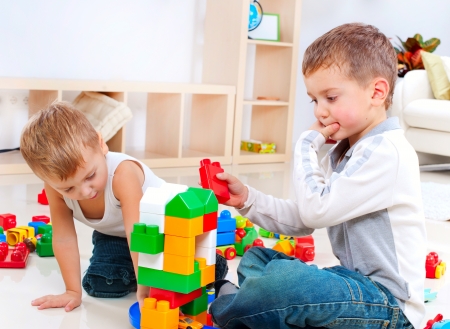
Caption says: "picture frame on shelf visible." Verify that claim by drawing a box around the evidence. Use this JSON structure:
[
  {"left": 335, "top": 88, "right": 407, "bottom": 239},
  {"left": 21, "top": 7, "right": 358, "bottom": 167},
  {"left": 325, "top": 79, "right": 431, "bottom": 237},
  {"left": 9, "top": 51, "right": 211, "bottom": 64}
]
[{"left": 248, "top": 13, "right": 280, "bottom": 42}]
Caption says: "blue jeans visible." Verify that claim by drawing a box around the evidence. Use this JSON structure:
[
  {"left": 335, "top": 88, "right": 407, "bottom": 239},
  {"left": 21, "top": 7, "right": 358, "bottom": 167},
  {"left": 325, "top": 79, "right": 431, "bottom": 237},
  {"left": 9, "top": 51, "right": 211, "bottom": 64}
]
[
  {"left": 82, "top": 230, "right": 137, "bottom": 298},
  {"left": 210, "top": 247, "right": 413, "bottom": 329}
]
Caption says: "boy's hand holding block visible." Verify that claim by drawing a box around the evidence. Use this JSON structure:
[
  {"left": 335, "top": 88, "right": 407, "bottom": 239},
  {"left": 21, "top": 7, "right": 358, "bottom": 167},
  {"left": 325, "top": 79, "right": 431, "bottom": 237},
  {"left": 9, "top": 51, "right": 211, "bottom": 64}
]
[{"left": 199, "top": 159, "right": 230, "bottom": 204}]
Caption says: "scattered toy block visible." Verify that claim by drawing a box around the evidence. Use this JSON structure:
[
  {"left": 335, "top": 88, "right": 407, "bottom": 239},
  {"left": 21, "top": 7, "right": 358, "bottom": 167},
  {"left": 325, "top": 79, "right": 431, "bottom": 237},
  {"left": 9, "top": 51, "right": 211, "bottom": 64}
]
[
  {"left": 199, "top": 159, "right": 230, "bottom": 204},
  {"left": 36, "top": 233, "right": 54, "bottom": 257},
  {"left": 141, "top": 298, "right": 179, "bottom": 329},
  {"left": 164, "top": 235, "right": 195, "bottom": 257},
  {"left": 426, "top": 252, "right": 446, "bottom": 279},
  {"left": 0, "top": 234, "right": 5, "bottom": 243},
  {"left": 6, "top": 227, "right": 28, "bottom": 246},
  {"left": 0, "top": 242, "right": 30, "bottom": 268},
  {"left": 37, "top": 189, "right": 49, "bottom": 205},
  {"left": 149, "top": 287, "right": 202, "bottom": 309},
  {"left": 0, "top": 214, "right": 16, "bottom": 231},
  {"left": 273, "top": 239, "right": 295, "bottom": 256},
  {"left": 164, "top": 216, "right": 203, "bottom": 238},
  {"left": 165, "top": 191, "right": 204, "bottom": 219},
  {"left": 130, "top": 224, "right": 164, "bottom": 255},
  {"left": 32, "top": 215, "right": 50, "bottom": 224},
  {"left": 37, "top": 224, "right": 52, "bottom": 235},
  {"left": 28, "top": 221, "right": 47, "bottom": 236},
  {"left": 424, "top": 288, "right": 438, "bottom": 303}
]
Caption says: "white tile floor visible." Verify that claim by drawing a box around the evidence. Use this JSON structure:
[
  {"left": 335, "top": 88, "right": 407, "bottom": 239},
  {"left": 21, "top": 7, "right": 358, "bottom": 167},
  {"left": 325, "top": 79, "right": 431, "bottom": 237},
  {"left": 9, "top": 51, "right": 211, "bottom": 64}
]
[{"left": 0, "top": 163, "right": 449, "bottom": 329}]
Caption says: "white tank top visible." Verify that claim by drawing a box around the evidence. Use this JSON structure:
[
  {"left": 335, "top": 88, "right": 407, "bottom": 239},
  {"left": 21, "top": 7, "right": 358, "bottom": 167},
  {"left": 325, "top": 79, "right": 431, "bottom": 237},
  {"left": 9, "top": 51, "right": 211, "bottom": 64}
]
[{"left": 64, "top": 152, "right": 165, "bottom": 237}]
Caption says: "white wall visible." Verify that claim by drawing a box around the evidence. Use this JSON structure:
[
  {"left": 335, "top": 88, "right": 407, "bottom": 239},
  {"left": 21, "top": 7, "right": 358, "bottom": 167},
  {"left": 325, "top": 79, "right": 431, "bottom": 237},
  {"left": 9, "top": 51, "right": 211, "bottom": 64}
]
[{"left": 1, "top": 0, "right": 450, "bottom": 150}]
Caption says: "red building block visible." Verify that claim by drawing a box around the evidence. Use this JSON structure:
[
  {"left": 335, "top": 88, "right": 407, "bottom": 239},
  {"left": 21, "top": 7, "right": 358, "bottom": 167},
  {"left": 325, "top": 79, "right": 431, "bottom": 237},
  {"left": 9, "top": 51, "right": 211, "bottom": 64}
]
[
  {"left": 38, "top": 189, "right": 49, "bottom": 205},
  {"left": 199, "top": 159, "right": 230, "bottom": 204},
  {"left": 424, "top": 314, "right": 443, "bottom": 329},
  {"left": 203, "top": 211, "right": 218, "bottom": 232},
  {"left": 0, "top": 214, "right": 17, "bottom": 231},
  {"left": 150, "top": 287, "right": 203, "bottom": 309},
  {"left": 426, "top": 252, "right": 446, "bottom": 279},
  {"left": 294, "top": 235, "right": 315, "bottom": 262},
  {"left": 32, "top": 215, "right": 51, "bottom": 224},
  {"left": 0, "top": 242, "right": 30, "bottom": 268}
]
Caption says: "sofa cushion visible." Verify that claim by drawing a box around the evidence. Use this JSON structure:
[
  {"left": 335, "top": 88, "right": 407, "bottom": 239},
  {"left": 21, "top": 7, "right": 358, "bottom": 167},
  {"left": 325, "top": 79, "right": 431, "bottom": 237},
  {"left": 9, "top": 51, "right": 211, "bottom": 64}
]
[
  {"left": 422, "top": 52, "right": 450, "bottom": 100},
  {"left": 404, "top": 99, "right": 450, "bottom": 133}
]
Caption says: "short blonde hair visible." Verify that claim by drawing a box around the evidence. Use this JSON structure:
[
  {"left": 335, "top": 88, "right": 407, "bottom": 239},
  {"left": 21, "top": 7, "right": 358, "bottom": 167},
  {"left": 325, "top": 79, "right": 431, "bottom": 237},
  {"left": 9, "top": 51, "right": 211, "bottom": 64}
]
[
  {"left": 302, "top": 23, "right": 397, "bottom": 109},
  {"left": 20, "top": 101, "right": 99, "bottom": 181}
]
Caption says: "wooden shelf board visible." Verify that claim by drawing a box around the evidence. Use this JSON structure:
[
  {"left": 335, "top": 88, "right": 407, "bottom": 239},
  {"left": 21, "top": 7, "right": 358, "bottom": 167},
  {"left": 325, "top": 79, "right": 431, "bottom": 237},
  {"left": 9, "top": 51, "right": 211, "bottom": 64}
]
[
  {"left": 247, "top": 39, "right": 293, "bottom": 47},
  {"left": 243, "top": 99, "right": 289, "bottom": 106},
  {"left": 234, "top": 151, "right": 288, "bottom": 164}
]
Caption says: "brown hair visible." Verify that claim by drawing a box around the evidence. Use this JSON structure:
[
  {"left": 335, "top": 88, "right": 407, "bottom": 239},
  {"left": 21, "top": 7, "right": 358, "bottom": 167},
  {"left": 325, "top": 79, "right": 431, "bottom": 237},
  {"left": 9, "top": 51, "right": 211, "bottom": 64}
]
[
  {"left": 20, "top": 101, "right": 99, "bottom": 181},
  {"left": 302, "top": 23, "right": 397, "bottom": 109}
]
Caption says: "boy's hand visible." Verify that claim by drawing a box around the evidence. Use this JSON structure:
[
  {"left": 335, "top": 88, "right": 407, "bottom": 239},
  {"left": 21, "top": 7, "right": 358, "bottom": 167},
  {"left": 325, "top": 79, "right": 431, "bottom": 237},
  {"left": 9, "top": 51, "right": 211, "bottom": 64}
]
[
  {"left": 137, "top": 285, "right": 150, "bottom": 310},
  {"left": 309, "top": 121, "right": 340, "bottom": 140},
  {"left": 215, "top": 172, "right": 248, "bottom": 209},
  {"left": 31, "top": 290, "right": 81, "bottom": 312}
]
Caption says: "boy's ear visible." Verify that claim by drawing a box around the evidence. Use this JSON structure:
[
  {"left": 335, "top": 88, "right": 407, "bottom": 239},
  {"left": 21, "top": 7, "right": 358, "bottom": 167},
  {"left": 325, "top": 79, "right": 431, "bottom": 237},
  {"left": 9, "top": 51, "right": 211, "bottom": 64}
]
[
  {"left": 97, "top": 132, "right": 109, "bottom": 155},
  {"left": 371, "top": 78, "right": 389, "bottom": 107}
]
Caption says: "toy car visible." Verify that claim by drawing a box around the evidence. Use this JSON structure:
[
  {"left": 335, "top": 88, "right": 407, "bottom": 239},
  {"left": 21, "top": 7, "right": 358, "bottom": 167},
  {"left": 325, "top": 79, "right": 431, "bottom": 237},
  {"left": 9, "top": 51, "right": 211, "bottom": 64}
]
[
  {"left": 178, "top": 315, "right": 204, "bottom": 329},
  {"left": 426, "top": 252, "right": 446, "bottom": 279}
]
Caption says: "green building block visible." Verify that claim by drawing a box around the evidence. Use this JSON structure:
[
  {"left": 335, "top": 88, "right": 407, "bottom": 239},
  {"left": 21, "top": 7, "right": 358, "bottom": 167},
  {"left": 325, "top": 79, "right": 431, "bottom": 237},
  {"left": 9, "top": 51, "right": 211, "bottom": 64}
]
[
  {"left": 165, "top": 191, "right": 204, "bottom": 219},
  {"left": 130, "top": 223, "right": 164, "bottom": 254},
  {"left": 235, "top": 226, "right": 258, "bottom": 256},
  {"left": 187, "top": 187, "right": 218, "bottom": 214},
  {"left": 36, "top": 233, "right": 54, "bottom": 257},
  {"left": 180, "top": 287, "right": 208, "bottom": 315},
  {"left": 258, "top": 227, "right": 274, "bottom": 238},
  {"left": 0, "top": 226, "right": 3, "bottom": 234},
  {"left": 138, "top": 261, "right": 201, "bottom": 294},
  {"left": 38, "top": 224, "right": 52, "bottom": 235}
]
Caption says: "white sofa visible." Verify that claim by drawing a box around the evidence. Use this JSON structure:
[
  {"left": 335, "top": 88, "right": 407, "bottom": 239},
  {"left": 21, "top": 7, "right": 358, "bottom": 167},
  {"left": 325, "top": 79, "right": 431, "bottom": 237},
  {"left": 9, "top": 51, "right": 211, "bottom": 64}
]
[{"left": 391, "top": 70, "right": 450, "bottom": 157}]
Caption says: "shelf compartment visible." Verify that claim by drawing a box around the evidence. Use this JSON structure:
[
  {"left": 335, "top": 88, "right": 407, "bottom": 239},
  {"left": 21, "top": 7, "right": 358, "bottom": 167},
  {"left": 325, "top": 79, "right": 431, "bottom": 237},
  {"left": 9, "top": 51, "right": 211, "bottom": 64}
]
[
  {"left": 247, "top": 40, "right": 293, "bottom": 48},
  {"left": 243, "top": 100, "right": 289, "bottom": 106},
  {"left": 258, "top": 0, "right": 299, "bottom": 44},
  {"left": 28, "top": 90, "right": 61, "bottom": 117}
]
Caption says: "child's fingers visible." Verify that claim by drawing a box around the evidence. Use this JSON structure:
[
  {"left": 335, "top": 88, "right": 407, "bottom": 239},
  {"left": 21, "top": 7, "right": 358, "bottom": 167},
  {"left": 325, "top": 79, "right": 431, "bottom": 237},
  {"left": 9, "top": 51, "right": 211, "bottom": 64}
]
[
  {"left": 64, "top": 299, "right": 79, "bottom": 312},
  {"left": 31, "top": 295, "right": 53, "bottom": 306},
  {"left": 321, "top": 123, "right": 340, "bottom": 139}
]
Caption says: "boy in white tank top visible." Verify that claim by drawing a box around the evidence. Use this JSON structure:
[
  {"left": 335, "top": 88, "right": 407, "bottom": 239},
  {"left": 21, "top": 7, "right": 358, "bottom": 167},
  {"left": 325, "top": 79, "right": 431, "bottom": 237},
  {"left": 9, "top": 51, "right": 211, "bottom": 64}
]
[{"left": 20, "top": 102, "right": 228, "bottom": 312}]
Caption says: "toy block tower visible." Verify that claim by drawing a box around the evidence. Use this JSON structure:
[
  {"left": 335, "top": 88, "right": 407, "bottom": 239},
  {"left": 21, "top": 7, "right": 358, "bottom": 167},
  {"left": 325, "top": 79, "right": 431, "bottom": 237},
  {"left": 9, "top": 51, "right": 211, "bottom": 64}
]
[{"left": 132, "top": 182, "right": 219, "bottom": 328}]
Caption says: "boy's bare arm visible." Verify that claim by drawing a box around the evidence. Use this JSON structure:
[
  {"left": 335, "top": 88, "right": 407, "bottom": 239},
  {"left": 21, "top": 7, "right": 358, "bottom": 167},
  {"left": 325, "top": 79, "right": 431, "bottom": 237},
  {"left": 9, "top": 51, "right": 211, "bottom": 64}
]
[{"left": 31, "top": 183, "right": 82, "bottom": 312}]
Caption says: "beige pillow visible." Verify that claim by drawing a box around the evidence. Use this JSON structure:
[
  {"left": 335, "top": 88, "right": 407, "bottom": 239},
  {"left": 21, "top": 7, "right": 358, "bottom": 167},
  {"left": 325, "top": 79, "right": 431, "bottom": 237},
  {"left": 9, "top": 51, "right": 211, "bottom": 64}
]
[
  {"left": 72, "top": 92, "right": 133, "bottom": 142},
  {"left": 421, "top": 51, "right": 450, "bottom": 100}
]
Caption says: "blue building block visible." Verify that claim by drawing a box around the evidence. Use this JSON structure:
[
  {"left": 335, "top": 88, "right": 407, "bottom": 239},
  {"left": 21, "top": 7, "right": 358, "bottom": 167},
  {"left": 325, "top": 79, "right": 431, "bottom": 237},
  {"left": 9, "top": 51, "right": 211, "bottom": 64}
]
[
  {"left": 217, "top": 210, "right": 236, "bottom": 233},
  {"left": 217, "top": 231, "right": 235, "bottom": 246},
  {"left": 0, "top": 234, "right": 5, "bottom": 243},
  {"left": 28, "top": 222, "right": 47, "bottom": 236}
]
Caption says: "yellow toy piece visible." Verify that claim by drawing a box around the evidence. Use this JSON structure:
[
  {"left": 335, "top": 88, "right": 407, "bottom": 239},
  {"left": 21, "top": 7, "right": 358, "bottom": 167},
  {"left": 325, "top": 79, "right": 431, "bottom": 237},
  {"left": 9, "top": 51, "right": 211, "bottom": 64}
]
[
  {"left": 195, "top": 257, "right": 215, "bottom": 286},
  {"left": 279, "top": 235, "right": 293, "bottom": 240},
  {"left": 164, "top": 235, "right": 195, "bottom": 257},
  {"left": 17, "top": 226, "right": 35, "bottom": 237},
  {"left": 272, "top": 240, "right": 295, "bottom": 256},
  {"left": 165, "top": 216, "right": 203, "bottom": 238},
  {"left": 6, "top": 227, "right": 28, "bottom": 246},
  {"left": 141, "top": 298, "right": 179, "bottom": 329},
  {"left": 163, "top": 253, "right": 195, "bottom": 275},
  {"left": 436, "top": 262, "right": 446, "bottom": 279}
]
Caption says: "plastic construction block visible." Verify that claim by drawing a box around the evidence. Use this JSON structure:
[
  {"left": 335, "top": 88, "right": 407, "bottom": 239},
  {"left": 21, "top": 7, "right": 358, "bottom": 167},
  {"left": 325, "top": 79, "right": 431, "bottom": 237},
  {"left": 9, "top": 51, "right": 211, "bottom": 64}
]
[
  {"left": 196, "top": 257, "right": 215, "bottom": 287},
  {"left": 426, "top": 252, "right": 446, "bottom": 279},
  {"left": 160, "top": 182, "right": 189, "bottom": 199},
  {"left": 140, "top": 187, "right": 174, "bottom": 215},
  {"left": 196, "top": 229, "right": 217, "bottom": 249},
  {"left": 207, "top": 289, "right": 215, "bottom": 304},
  {"left": 138, "top": 252, "right": 164, "bottom": 270},
  {"left": 6, "top": 227, "right": 28, "bottom": 246},
  {"left": 203, "top": 211, "right": 218, "bottom": 233},
  {"left": 217, "top": 210, "right": 236, "bottom": 233},
  {"left": 164, "top": 235, "right": 195, "bottom": 257},
  {"left": 424, "top": 314, "right": 444, "bottom": 329},
  {"left": 0, "top": 226, "right": 3, "bottom": 234},
  {"left": 295, "top": 242, "right": 315, "bottom": 262},
  {"left": 38, "top": 188, "right": 49, "bottom": 205},
  {"left": 195, "top": 246, "right": 216, "bottom": 266},
  {"left": 36, "top": 233, "right": 54, "bottom": 257},
  {"left": 273, "top": 239, "right": 295, "bottom": 256},
  {"left": 32, "top": 215, "right": 50, "bottom": 224},
  {"left": 187, "top": 187, "right": 219, "bottom": 214},
  {"left": 140, "top": 212, "right": 165, "bottom": 234},
  {"left": 0, "top": 213, "right": 16, "bottom": 231},
  {"left": 0, "top": 242, "right": 30, "bottom": 268},
  {"left": 199, "top": 159, "right": 230, "bottom": 204},
  {"left": 184, "top": 310, "right": 208, "bottom": 325},
  {"left": 165, "top": 191, "right": 204, "bottom": 219},
  {"left": 0, "top": 234, "right": 5, "bottom": 243},
  {"left": 150, "top": 287, "right": 202, "bottom": 309},
  {"left": 38, "top": 224, "right": 52, "bottom": 235},
  {"left": 128, "top": 302, "right": 140, "bottom": 329},
  {"left": 424, "top": 288, "right": 438, "bottom": 303},
  {"left": 217, "top": 231, "right": 235, "bottom": 247},
  {"left": 163, "top": 253, "right": 195, "bottom": 275},
  {"left": 138, "top": 262, "right": 201, "bottom": 294},
  {"left": 164, "top": 216, "right": 203, "bottom": 238},
  {"left": 130, "top": 224, "right": 164, "bottom": 255},
  {"left": 141, "top": 298, "right": 179, "bottom": 329},
  {"left": 180, "top": 288, "right": 208, "bottom": 315}
]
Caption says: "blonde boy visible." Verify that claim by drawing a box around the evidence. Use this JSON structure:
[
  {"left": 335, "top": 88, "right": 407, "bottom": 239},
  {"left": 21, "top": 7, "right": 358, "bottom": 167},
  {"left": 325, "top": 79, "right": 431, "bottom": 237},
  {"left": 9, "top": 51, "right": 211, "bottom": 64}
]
[
  {"left": 209, "top": 23, "right": 426, "bottom": 329},
  {"left": 20, "top": 102, "right": 165, "bottom": 311}
]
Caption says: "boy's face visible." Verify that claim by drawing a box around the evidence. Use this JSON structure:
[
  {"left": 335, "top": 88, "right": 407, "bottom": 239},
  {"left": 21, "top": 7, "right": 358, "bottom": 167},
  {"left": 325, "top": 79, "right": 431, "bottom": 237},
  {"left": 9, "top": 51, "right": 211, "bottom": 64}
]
[
  {"left": 46, "top": 142, "right": 108, "bottom": 201},
  {"left": 304, "top": 66, "right": 387, "bottom": 146}
]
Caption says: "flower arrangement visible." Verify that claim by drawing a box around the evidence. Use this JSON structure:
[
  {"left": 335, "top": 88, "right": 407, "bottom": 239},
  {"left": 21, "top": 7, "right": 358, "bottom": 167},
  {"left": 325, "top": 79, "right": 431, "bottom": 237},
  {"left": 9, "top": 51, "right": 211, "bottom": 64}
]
[{"left": 393, "top": 34, "right": 441, "bottom": 77}]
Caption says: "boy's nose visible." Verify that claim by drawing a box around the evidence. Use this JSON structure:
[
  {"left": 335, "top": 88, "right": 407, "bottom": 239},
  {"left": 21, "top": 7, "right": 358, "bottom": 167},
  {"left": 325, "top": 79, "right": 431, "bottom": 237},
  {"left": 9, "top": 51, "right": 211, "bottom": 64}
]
[{"left": 315, "top": 103, "right": 329, "bottom": 119}]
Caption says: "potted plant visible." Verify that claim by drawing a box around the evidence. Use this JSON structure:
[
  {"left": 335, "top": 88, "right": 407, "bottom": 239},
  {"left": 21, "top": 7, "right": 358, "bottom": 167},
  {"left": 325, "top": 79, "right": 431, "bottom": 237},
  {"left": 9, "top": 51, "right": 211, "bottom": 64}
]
[{"left": 393, "top": 34, "right": 441, "bottom": 77}]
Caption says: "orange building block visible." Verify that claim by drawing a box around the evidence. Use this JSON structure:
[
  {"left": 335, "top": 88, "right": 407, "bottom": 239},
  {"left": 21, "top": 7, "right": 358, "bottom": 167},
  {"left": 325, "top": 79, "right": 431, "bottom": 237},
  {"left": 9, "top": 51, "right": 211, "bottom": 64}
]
[
  {"left": 163, "top": 253, "right": 195, "bottom": 275},
  {"left": 165, "top": 216, "right": 203, "bottom": 238},
  {"left": 272, "top": 240, "right": 295, "bottom": 256},
  {"left": 141, "top": 298, "right": 179, "bottom": 329},
  {"left": 164, "top": 235, "right": 195, "bottom": 256},
  {"left": 196, "top": 257, "right": 215, "bottom": 286},
  {"left": 186, "top": 310, "right": 208, "bottom": 325}
]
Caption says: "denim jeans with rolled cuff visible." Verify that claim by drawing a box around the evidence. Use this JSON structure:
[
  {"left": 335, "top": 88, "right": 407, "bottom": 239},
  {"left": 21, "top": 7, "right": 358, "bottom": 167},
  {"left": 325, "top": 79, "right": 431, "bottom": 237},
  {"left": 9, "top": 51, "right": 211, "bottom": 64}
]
[
  {"left": 82, "top": 230, "right": 137, "bottom": 298},
  {"left": 209, "top": 247, "right": 414, "bottom": 329}
]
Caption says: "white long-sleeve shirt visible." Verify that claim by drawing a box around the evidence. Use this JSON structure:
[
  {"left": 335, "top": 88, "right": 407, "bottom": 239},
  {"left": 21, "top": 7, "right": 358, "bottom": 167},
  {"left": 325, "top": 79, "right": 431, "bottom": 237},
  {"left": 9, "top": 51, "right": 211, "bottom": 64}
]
[{"left": 238, "top": 117, "right": 426, "bottom": 328}]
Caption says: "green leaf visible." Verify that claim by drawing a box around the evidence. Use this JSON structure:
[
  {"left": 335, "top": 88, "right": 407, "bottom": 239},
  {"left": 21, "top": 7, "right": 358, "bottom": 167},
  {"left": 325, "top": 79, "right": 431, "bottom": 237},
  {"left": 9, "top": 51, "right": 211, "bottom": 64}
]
[
  {"left": 422, "top": 38, "right": 441, "bottom": 53},
  {"left": 413, "top": 34, "right": 424, "bottom": 46}
]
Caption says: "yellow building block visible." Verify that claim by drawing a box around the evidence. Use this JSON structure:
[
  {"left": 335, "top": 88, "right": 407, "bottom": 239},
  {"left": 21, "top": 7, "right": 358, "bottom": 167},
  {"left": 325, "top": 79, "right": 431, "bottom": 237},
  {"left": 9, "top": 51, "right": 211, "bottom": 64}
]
[
  {"left": 186, "top": 310, "right": 207, "bottom": 325},
  {"left": 164, "top": 216, "right": 203, "bottom": 238},
  {"left": 272, "top": 240, "right": 294, "bottom": 256},
  {"left": 164, "top": 235, "right": 195, "bottom": 257},
  {"left": 195, "top": 257, "right": 215, "bottom": 286},
  {"left": 141, "top": 298, "right": 179, "bottom": 329},
  {"left": 163, "top": 253, "right": 195, "bottom": 275},
  {"left": 6, "top": 227, "right": 28, "bottom": 246},
  {"left": 17, "top": 226, "right": 35, "bottom": 238}
]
